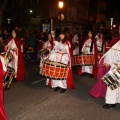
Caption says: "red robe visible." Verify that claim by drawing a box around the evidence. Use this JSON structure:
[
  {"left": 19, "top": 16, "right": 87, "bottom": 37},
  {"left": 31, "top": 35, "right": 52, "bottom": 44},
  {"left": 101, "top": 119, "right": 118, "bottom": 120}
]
[
  {"left": 0, "top": 60, "right": 7, "bottom": 120},
  {"left": 4, "top": 38, "right": 25, "bottom": 81},
  {"left": 65, "top": 40, "right": 75, "bottom": 89},
  {"left": 78, "top": 37, "right": 98, "bottom": 78}
]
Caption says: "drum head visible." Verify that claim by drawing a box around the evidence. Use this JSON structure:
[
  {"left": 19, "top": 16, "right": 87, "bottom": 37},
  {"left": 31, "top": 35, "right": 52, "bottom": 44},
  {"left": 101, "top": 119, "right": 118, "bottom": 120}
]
[{"left": 44, "top": 61, "right": 68, "bottom": 67}]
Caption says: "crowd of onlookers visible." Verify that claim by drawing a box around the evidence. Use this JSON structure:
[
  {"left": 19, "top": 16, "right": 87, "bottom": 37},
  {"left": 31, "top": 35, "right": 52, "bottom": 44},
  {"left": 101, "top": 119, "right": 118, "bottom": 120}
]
[{"left": 0, "top": 26, "right": 119, "bottom": 62}]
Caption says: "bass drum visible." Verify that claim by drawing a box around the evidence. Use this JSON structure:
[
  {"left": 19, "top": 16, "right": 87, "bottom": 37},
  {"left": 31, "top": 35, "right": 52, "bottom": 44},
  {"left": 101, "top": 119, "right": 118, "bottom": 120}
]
[{"left": 40, "top": 61, "right": 69, "bottom": 80}]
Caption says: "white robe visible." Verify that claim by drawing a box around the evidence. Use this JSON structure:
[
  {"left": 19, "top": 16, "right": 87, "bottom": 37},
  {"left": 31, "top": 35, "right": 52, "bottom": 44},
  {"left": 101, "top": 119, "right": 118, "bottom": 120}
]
[
  {"left": 73, "top": 34, "right": 79, "bottom": 55},
  {"left": 81, "top": 39, "right": 94, "bottom": 74},
  {"left": 5, "top": 39, "right": 18, "bottom": 77},
  {"left": 96, "top": 39, "right": 104, "bottom": 52},
  {"left": 103, "top": 40, "right": 120, "bottom": 104},
  {"left": 39, "top": 40, "right": 52, "bottom": 68},
  {"left": 46, "top": 41, "right": 70, "bottom": 89}
]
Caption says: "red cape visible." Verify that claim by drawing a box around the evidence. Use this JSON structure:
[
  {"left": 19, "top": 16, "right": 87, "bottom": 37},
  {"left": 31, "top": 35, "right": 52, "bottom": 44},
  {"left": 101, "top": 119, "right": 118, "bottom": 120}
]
[
  {"left": 89, "top": 36, "right": 120, "bottom": 98},
  {"left": 0, "top": 60, "right": 7, "bottom": 120},
  {"left": 78, "top": 37, "right": 98, "bottom": 78},
  {"left": 5, "top": 38, "right": 25, "bottom": 81},
  {"left": 65, "top": 40, "right": 76, "bottom": 89}
]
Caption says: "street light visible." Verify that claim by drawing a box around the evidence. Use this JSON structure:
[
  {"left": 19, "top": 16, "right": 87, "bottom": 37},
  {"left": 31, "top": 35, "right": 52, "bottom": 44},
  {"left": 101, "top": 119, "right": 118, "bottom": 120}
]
[
  {"left": 58, "top": 1, "right": 64, "bottom": 9},
  {"left": 58, "top": 1, "right": 64, "bottom": 33},
  {"left": 30, "top": 10, "right": 33, "bottom": 13}
]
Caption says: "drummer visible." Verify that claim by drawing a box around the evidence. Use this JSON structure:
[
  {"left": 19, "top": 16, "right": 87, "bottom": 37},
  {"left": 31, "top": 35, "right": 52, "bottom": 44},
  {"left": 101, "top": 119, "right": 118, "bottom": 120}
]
[
  {"left": 46, "top": 32, "right": 75, "bottom": 93},
  {"left": 102, "top": 39, "right": 120, "bottom": 109},
  {"left": 78, "top": 31, "right": 98, "bottom": 78},
  {"left": 96, "top": 33, "right": 107, "bottom": 60},
  {"left": 39, "top": 33, "right": 53, "bottom": 68},
  {"left": 0, "top": 55, "right": 7, "bottom": 120},
  {"left": 4, "top": 29, "right": 25, "bottom": 81}
]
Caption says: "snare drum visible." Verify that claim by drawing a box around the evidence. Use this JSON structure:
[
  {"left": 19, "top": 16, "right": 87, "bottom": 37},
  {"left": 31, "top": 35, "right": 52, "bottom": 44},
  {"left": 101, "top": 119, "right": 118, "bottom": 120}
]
[
  {"left": 73, "top": 54, "right": 94, "bottom": 66},
  {"left": 3, "top": 66, "right": 15, "bottom": 89},
  {"left": 40, "top": 61, "right": 69, "bottom": 80},
  {"left": 102, "top": 67, "right": 120, "bottom": 90}
]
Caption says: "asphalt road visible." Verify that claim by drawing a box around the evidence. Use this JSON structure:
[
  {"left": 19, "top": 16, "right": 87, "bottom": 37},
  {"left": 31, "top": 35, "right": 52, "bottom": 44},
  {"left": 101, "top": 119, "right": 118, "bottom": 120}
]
[{"left": 4, "top": 60, "right": 120, "bottom": 120}]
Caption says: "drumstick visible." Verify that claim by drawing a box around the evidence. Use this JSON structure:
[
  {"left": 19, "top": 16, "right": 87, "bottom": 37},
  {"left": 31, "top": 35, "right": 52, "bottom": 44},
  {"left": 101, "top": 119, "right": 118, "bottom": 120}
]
[{"left": 106, "top": 47, "right": 120, "bottom": 51}]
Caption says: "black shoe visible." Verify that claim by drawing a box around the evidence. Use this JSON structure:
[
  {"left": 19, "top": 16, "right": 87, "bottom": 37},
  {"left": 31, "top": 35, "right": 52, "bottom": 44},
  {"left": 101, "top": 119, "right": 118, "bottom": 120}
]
[
  {"left": 80, "top": 73, "right": 85, "bottom": 76},
  {"left": 60, "top": 88, "right": 67, "bottom": 93},
  {"left": 103, "top": 104, "right": 116, "bottom": 109},
  {"left": 89, "top": 74, "right": 93, "bottom": 78},
  {"left": 54, "top": 87, "right": 60, "bottom": 92}
]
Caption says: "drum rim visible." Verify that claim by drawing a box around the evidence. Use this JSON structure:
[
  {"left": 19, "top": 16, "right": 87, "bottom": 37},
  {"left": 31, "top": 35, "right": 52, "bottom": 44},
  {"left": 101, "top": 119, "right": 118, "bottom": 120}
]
[
  {"left": 41, "top": 74, "right": 66, "bottom": 80},
  {"left": 43, "top": 60, "right": 68, "bottom": 68},
  {"left": 73, "top": 54, "right": 94, "bottom": 56}
]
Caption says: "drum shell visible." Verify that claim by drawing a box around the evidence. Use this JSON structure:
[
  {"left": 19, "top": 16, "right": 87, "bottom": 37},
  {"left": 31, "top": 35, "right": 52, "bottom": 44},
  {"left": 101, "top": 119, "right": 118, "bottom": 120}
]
[
  {"left": 102, "top": 68, "right": 120, "bottom": 90},
  {"left": 73, "top": 54, "right": 94, "bottom": 66},
  {"left": 40, "top": 61, "right": 69, "bottom": 80}
]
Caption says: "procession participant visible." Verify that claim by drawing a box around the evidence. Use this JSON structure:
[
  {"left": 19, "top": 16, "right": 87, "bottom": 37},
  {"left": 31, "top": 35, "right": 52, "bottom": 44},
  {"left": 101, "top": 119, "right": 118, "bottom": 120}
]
[
  {"left": 78, "top": 31, "right": 98, "bottom": 78},
  {"left": 0, "top": 55, "right": 7, "bottom": 120},
  {"left": 96, "top": 33, "right": 107, "bottom": 53},
  {"left": 46, "top": 32, "right": 75, "bottom": 93},
  {"left": 102, "top": 40, "right": 120, "bottom": 109},
  {"left": 72, "top": 33, "right": 79, "bottom": 55},
  {"left": 89, "top": 36, "right": 120, "bottom": 99},
  {"left": 96, "top": 33, "right": 107, "bottom": 61},
  {"left": 39, "top": 33, "right": 53, "bottom": 67},
  {"left": 4, "top": 29, "right": 25, "bottom": 81}
]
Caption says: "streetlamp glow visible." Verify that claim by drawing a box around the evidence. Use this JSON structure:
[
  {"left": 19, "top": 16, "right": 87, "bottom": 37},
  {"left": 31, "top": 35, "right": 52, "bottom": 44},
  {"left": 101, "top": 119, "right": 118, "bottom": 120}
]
[
  {"left": 113, "top": 24, "right": 116, "bottom": 28},
  {"left": 58, "top": 1, "right": 64, "bottom": 9},
  {"left": 30, "top": 10, "right": 33, "bottom": 13}
]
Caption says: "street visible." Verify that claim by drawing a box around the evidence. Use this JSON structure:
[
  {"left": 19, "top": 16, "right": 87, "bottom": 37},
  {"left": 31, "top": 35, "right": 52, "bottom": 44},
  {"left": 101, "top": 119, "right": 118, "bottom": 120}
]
[{"left": 4, "top": 60, "right": 120, "bottom": 120}]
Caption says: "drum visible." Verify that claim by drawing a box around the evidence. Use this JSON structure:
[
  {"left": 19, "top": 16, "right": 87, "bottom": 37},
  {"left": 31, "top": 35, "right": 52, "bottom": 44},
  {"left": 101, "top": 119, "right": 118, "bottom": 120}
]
[
  {"left": 0, "top": 52, "right": 12, "bottom": 64},
  {"left": 3, "top": 66, "right": 15, "bottom": 89},
  {"left": 102, "top": 66, "right": 120, "bottom": 90},
  {"left": 73, "top": 54, "right": 94, "bottom": 66},
  {"left": 40, "top": 61, "right": 69, "bottom": 80}
]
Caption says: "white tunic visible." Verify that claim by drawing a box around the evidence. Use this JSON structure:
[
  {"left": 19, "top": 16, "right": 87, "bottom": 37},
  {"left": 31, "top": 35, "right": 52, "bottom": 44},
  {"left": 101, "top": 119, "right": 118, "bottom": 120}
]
[
  {"left": 103, "top": 40, "right": 120, "bottom": 104},
  {"left": 46, "top": 41, "right": 70, "bottom": 89},
  {"left": 72, "top": 34, "right": 79, "bottom": 55},
  {"left": 81, "top": 38, "right": 94, "bottom": 74},
  {"left": 39, "top": 40, "right": 52, "bottom": 68},
  {"left": 5, "top": 39, "right": 18, "bottom": 77},
  {"left": 96, "top": 39, "right": 104, "bottom": 52}
]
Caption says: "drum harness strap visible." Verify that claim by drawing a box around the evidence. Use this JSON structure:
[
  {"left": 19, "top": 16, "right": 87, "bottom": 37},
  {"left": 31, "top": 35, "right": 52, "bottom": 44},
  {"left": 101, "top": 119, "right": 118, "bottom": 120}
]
[
  {"left": 56, "top": 52, "right": 68, "bottom": 62},
  {"left": 90, "top": 40, "right": 94, "bottom": 53}
]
